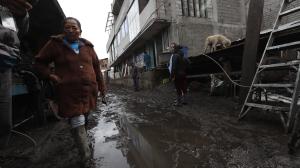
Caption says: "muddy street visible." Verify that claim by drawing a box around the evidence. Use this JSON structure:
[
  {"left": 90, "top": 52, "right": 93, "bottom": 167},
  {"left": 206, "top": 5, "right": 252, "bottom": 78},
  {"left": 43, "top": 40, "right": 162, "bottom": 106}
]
[
  {"left": 88, "top": 84, "right": 300, "bottom": 168},
  {"left": 2, "top": 84, "right": 300, "bottom": 168}
]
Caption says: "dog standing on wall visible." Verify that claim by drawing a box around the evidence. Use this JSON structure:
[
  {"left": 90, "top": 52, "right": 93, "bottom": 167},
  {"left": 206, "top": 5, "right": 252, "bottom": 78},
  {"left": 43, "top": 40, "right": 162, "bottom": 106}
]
[{"left": 204, "top": 35, "right": 231, "bottom": 53}]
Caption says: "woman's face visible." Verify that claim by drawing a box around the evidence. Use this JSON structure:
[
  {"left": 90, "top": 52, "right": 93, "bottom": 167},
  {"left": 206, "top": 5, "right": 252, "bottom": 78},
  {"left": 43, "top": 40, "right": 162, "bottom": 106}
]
[{"left": 63, "top": 19, "right": 81, "bottom": 42}]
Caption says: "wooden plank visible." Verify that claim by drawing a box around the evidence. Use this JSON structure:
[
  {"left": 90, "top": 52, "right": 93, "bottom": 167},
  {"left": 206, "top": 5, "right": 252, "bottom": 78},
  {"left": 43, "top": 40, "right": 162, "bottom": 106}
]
[
  {"left": 273, "top": 22, "right": 300, "bottom": 34},
  {"left": 280, "top": 6, "right": 300, "bottom": 17},
  {"left": 267, "top": 41, "right": 300, "bottom": 51},
  {"left": 286, "top": 88, "right": 294, "bottom": 94},
  {"left": 253, "top": 83, "right": 294, "bottom": 88},
  {"left": 245, "top": 103, "right": 289, "bottom": 111},
  {"left": 287, "top": 64, "right": 300, "bottom": 131},
  {"left": 259, "top": 60, "right": 300, "bottom": 68}
]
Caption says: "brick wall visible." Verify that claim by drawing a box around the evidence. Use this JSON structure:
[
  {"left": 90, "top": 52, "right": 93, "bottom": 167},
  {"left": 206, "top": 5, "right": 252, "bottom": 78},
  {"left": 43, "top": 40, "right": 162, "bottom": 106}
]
[
  {"left": 262, "top": 0, "right": 300, "bottom": 30},
  {"left": 179, "top": 23, "right": 214, "bottom": 55},
  {"left": 281, "top": 0, "right": 300, "bottom": 25},
  {"left": 262, "top": 0, "right": 281, "bottom": 30},
  {"left": 217, "top": 0, "right": 243, "bottom": 24}
]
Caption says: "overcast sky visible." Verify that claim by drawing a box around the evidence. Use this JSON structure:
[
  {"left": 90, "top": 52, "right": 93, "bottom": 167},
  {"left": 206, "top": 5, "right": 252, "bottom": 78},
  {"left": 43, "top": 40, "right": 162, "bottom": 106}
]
[{"left": 57, "top": 0, "right": 113, "bottom": 59}]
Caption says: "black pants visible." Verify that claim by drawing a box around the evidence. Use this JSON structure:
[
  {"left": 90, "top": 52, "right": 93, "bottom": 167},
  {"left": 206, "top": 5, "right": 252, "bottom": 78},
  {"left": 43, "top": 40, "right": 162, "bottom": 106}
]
[
  {"left": 174, "top": 75, "right": 187, "bottom": 97},
  {"left": 133, "top": 77, "right": 139, "bottom": 91}
]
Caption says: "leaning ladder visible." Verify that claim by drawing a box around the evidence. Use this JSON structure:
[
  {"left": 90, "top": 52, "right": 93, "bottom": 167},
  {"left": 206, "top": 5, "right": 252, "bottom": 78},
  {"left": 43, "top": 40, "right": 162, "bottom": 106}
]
[{"left": 239, "top": 0, "right": 300, "bottom": 132}]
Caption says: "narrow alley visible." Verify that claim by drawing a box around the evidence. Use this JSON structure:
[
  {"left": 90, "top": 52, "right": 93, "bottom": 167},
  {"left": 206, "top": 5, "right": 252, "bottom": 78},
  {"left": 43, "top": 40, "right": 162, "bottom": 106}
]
[
  {"left": 2, "top": 84, "right": 300, "bottom": 168},
  {"left": 3, "top": 0, "right": 300, "bottom": 168}
]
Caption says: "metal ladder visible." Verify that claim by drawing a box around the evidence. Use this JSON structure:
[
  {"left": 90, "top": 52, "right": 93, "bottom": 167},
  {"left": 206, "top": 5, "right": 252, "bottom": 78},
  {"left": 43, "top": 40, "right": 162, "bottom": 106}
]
[{"left": 239, "top": 0, "right": 300, "bottom": 132}]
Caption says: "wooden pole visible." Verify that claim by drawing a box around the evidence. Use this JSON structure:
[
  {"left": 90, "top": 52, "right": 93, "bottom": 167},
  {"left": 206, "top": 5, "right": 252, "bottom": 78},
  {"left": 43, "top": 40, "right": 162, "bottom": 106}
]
[{"left": 240, "top": 0, "right": 264, "bottom": 102}]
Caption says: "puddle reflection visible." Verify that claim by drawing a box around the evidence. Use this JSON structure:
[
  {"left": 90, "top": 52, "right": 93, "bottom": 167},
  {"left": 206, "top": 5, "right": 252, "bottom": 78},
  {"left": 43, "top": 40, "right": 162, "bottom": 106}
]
[
  {"left": 90, "top": 93, "right": 211, "bottom": 168},
  {"left": 91, "top": 117, "right": 131, "bottom": 168}
]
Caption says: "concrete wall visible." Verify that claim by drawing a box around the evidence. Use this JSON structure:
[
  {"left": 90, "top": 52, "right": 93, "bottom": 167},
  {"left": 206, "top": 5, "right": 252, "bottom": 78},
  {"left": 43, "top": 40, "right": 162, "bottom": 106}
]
[
  {"left": 217, "top": 0, "right": 244, "bottom": 24},
  {"left": 261, "top": 0, "right": 300, "bottom": 30},
  {"left": 109, "top": 69, "right": 170, "bottom": 89},
  {"left": 261, "top": 0, "right": 281, "bottom": 30},
  {"left": 139, "top": 0, "right": 158, "bottom": 28}
]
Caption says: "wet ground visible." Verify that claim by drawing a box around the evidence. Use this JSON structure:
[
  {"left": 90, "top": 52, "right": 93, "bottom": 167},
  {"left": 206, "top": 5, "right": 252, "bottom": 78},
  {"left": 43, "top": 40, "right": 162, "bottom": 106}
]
[{"left": 1, "top": 83, "right": 300, "bottom": 168}]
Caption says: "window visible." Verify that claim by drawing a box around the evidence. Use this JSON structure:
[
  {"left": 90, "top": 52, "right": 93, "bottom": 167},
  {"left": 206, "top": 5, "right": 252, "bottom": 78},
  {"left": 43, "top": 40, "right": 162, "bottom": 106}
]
[
  {"left": 114, "top": 39, "right": 118, "bottom": 56},
  {"left": 117, "top": 30, "right": 121, "bottom": 45},
  {"left": 128, "top": 0, "right": 140, "bottom": 41},
  {"left": 116, "top": 17, "right": 129, "bottom": 44},
  {"left": 124, "top": 17, "right": 129, "bottom": 35},
  {"left": 109, "top": 47, "right": 113, "bottom": 62},
  {"left": 180, "top": 0, "right": 208, "bottom": 18},
  {"left": 199, "top": 0, "right": 207, "bottom": 18},
  {"left": 181, "top": 0, "right": 188, "bottom": 16},
  {"left": 138, "top": 0, "right": 149, "bottom": 13},
  {"left": 121, "top": 22, "right": 125, "bottom": 39}
]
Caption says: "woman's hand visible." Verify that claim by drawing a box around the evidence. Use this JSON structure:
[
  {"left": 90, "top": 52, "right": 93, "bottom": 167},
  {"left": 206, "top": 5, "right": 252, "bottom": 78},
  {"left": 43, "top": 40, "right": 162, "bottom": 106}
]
[
  {"left": 2, "top": 0, "right": 32, "bottom": 16},
  {"left": 98, "top": 92, "right": 107, "bottom": 105},
  {"left": 49, "top": 74, "right": 62, "bottom": 85}
]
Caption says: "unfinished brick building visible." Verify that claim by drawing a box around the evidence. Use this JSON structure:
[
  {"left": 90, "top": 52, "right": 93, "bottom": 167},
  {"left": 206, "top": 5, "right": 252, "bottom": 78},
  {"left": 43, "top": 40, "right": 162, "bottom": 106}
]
[{"left": 105, "top": 0, "right": 288, "bottom": 88}]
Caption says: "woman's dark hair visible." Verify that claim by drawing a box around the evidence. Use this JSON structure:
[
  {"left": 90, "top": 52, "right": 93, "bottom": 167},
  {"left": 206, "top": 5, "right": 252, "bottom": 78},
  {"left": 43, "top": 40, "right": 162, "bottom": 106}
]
[
  {"left": 171, "top": 42, "right": 183, "bottom": 53},
  {"left": 63, "top": 17, "right": 82, "bottom": 32}
]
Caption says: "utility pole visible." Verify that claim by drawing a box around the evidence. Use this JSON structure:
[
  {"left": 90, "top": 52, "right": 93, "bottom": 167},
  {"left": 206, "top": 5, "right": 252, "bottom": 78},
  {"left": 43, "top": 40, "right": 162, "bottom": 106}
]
[{"left": 240, "top": 0, "right": 264, "bottom": 102}]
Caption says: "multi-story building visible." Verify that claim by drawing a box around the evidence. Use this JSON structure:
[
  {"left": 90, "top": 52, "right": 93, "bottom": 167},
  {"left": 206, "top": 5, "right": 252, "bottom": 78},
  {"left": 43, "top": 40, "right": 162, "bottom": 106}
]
[{"left": 106, "top": 0, "right": 250, "bottom": 88}]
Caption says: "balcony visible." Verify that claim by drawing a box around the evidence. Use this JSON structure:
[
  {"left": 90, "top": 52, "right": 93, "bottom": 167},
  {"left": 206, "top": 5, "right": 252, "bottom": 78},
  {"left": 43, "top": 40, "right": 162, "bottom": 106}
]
[{"left": 110, "top": 18, "right": 170, "bottom": 67}]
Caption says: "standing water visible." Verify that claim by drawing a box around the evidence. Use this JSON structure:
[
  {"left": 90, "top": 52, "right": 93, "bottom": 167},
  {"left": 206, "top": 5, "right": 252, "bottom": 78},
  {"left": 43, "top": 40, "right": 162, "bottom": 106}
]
[{"left": 87, "top": 92, "right": 208, "bottom": 168}]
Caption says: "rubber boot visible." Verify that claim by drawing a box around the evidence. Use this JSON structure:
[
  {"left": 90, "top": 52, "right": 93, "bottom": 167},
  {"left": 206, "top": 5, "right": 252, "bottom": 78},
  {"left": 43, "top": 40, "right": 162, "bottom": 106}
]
[{"left": 71, "top": 125, "right": 91, "bottom": 167}]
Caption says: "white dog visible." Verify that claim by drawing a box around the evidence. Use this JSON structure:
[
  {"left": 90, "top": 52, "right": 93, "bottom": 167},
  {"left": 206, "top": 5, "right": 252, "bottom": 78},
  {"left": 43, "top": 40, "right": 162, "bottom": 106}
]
[{"left": 204, "top": 35, "right": 231, "bottom": 53}]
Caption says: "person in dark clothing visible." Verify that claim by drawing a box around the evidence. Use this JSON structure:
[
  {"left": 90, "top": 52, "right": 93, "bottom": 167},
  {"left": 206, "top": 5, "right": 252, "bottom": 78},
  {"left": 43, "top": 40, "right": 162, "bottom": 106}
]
[
  {"left": 132, "top": 64, "right": 139, "bottom": 91},
  {"left": 0, "top": 0, "right": 32, "bottom": 146},
  {"left": 143, "top": 51, "right": 151, "bottom": 71},
  {"left": 169, "top": 42, "right": 189, "bottom": 106}
]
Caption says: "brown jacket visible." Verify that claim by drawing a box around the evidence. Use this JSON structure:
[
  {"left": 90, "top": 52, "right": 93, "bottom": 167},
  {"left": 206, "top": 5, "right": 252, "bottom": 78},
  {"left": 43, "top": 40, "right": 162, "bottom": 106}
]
[{"left": 35, "top": 34, "right": 105, "bottom": 118}]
